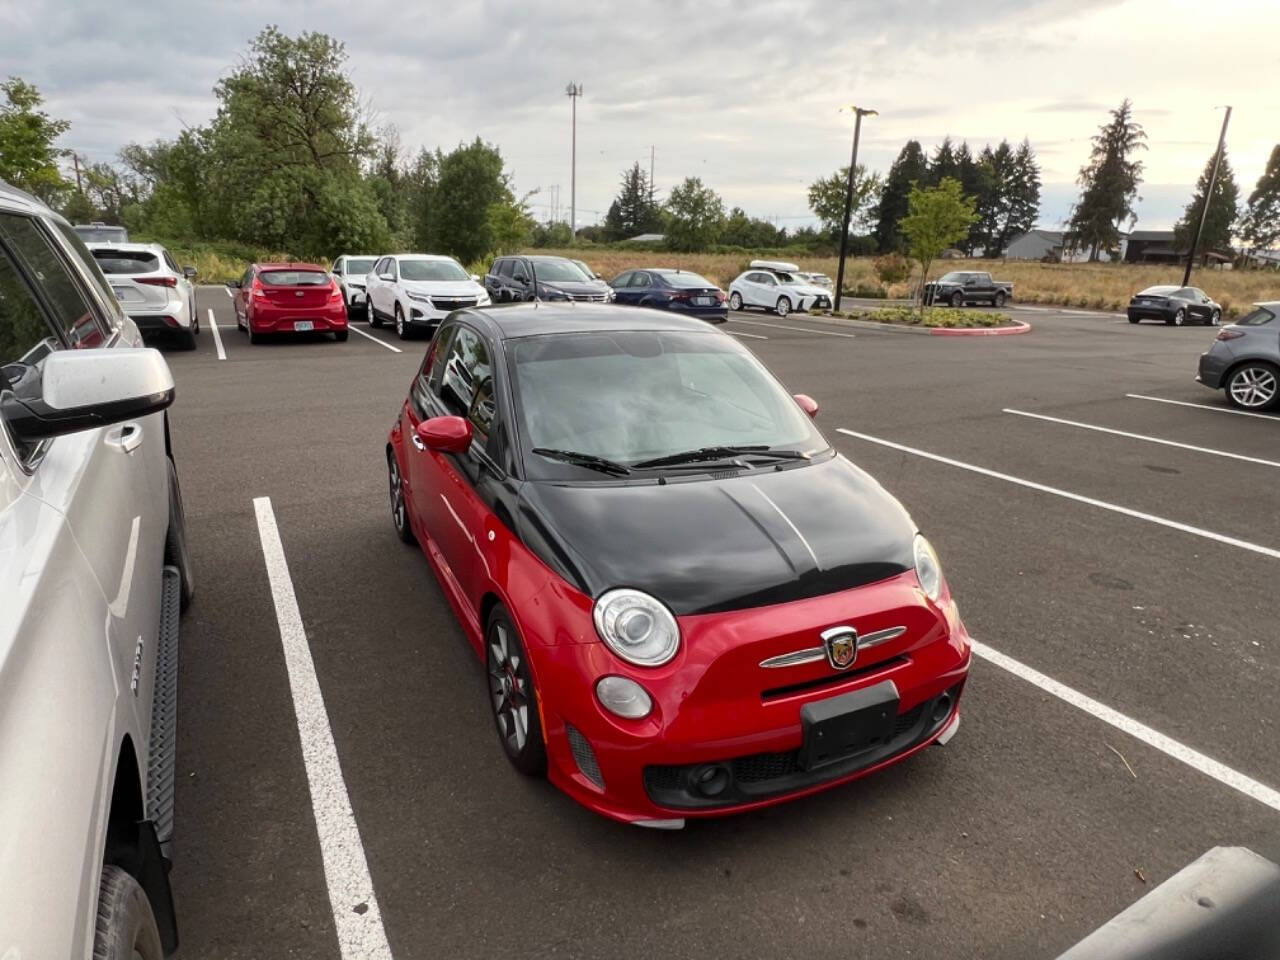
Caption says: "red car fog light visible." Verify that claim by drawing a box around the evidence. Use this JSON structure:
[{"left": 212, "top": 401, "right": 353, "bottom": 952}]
[{"left": 595, "top": 676, "right": 652, "bottom": 719}]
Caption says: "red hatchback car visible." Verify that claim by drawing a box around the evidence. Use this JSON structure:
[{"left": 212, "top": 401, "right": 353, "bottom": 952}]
[
  {"left": 229, "top": 262, "right": 349, "bottom": 343},
  {"left": 387, "top": 304, "right": 971, "bottom": 827}
]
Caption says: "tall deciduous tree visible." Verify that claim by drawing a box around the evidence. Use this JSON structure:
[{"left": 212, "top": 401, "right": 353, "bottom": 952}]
[
  {"left": 1239, "top": 144, "right": 1280, "bottom": 254},
  {"left": 603, "top": 163, "right": 661, "bottom": 241},
  {"left": 720, "top": 207, "right": 786, "bottom": 248},
  {"left": 1070, "top": 99, "right": 1147, "bottom": 261},
  {"left": 899, "top": 178, "right": 977, "bottom": 311},
  {"left": 1173, "top": 148, "right": 1240, "bottom": 257},
  {"left": 428, "top": 138, "right": 514, "bottom": 264},
  {"left": 0, "top": 77, "right": 71, "bottom": 204},
  {"left": 874, "top": 140, "right": 929, "bottom": 252},
  {"left": 664, "top": 177, "right": 725, "bottom": 252},
  {"left": 807, "top": 165, "right": 883, "bottom": 244}
]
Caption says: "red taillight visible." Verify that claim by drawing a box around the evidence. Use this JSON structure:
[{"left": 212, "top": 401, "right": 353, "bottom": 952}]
[
  {"left": 715, "top": 290, "right": 726, "bottom": 302},
  {"left": 251, "top": 278, "right": 266, "bottom": 300},
  {"left": 669, "top": 291, "right": 691, "bottom": 302},
  {"left": 328, "top": 280, "right": 343, "bottom": 302},
  {"left": 1217, "top": 328, "right": 1245, "bottom": 341},
  {"left": 137, "top": 275, "right": 178, "bottom": 288}
]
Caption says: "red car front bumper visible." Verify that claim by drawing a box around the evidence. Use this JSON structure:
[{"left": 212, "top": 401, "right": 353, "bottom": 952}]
[{"left": 525, "top": 571, "right": 971, "bottom": 826}]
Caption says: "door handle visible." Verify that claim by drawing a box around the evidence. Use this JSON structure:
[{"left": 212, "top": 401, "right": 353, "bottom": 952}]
[
  {"left": 105, "top": 422, "right": 144, "bottom": 454},
  {"left": 411, "top": 434, "right": 426, "bottom": 451}
]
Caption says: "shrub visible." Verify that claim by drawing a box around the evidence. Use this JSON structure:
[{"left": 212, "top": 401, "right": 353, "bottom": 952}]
[
  {"left": 849, "top": 283, "right": 887, "bottom": 299},
  {"left": 872, "top": 252, "right": 911, "bottom": 284}
]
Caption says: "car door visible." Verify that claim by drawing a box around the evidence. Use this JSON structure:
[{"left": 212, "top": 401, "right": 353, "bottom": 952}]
[
  {"left": 0, "top": 212, "right": 165, "bottom": 738},
  {"left": 511, "top": 259, "right": 534, "bottom": 301},
  {"left": 741, "top": 273, "right": 761, "bottom": 306},
  {"left": 610, "top": 271, "right": 634, "bottom": 304},
  {"left": 235, "top": 266, "right": 253, "bottom": 324},
  {"left": 630, "top": 271, "right": 654, "bottom": 305},
  {"left": 970, "top": 273, "right": 995, "bottom": 301},
  {"left": 1188, "top": 288, "right": 1210, "bottom": 321},
  {"left": 754, "top": 272, "right": 777, "bottom": 307}
]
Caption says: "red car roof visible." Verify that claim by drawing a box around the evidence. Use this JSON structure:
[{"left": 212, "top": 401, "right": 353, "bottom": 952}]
[{"left": 257, "top": 262, "right": 327, "bottom": 271}]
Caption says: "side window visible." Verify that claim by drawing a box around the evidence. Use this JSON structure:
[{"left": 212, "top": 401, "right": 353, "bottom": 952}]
[
  {"left": 630, "top": 272, "right": 650, "bottom": 288},
  {"left": 415, "top": 323, "right": 455, "bottom": 416},
  {"left": 241, "top": 266, "right": 254, "bottom": 288},
  {"left": 0, "top": 239, "right": 61, "bottom": 464},
  {"left": 0, "top": 214, "right": 107, "bottom": 349},
  {"left": 437, "top": 326, "right": 496, "bottom": 440},
  {"left": 54, "top": 221, "right": 125, "bottom": 330},
  {"left": 162, "top": 250, "right": 180, "bottom": 274},
  {"left": 511, "top": 260, "right": 527, "bottom": 282},
  {"left": 333, "top": 258, "right": 344, "bottom": 275},
  {"left": 388, "top": 260, "right": 399, "bottom": 281},
  {"left": 612, "top": 271, "right": 631, "bottom": 288}
]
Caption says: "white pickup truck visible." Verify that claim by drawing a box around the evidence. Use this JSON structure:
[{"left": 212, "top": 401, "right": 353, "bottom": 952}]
[{"left": 0, "top": 181, "right": 193, "bottom": 958}]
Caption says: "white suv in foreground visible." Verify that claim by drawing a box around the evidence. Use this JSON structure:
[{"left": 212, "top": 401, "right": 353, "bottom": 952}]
[
  {"left": 0, "top": 181, "right": 193, "bottom": 958},
  {"left": 87, "top": 242, "right": 200, "bottom": 350},
  {"left": 364, "top": 253, "right": 490, "bottom": 339}
]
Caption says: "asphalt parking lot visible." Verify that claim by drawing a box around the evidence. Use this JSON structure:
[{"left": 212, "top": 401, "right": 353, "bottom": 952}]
[{"left": 166, "top": 289, "right": 1279, "bottom": 959}]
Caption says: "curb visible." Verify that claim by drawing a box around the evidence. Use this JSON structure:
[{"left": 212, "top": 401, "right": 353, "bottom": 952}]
[{"left": 930, "top": 318, "right": 1032, "bottom": 336}]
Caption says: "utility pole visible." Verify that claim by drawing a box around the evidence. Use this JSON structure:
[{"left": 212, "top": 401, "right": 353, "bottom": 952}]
[
  {"left": 1182, "top": 105, "right": 1232, "bottom": 287},
  {"left": 649, "top": 145, "right": 655, "bottom": 204},
  {"left": 566, "top": 83, "right": 583, "bottom": 240},
  {"left": 834, "top": 106, "right": 878, "bottom": 312},
  {"left": 72, "top": 152, "right": 83, "bottom": 193}
]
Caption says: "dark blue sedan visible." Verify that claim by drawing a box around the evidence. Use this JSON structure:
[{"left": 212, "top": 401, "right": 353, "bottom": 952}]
[{"left": 609, "top": 268, "right": 728, "bottom": 323}]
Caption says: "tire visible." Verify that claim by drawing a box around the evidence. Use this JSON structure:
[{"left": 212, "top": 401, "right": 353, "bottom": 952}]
[
  {"left": 248, "top": 325, "right": 261, "bottom": 344},
  {"left": 395, "top": 305, "right": 411, "bottom": 340},
  {"left": 178, "top": 327, "right": 197, "bottom": 350},
  {"left": 92, "top": 865, "right": 163, "bottom": 960},
  {"left": 387, "top": 450, "right": 415, "bottom": 544},
  {"left": 1128, "top": 316, "right": 1140, "bottom": 324},
  {"left": 993, "top": 291, "right": 1006, "bottom": 308},
  {"left": 1209, "top": 309, "right": 1221, "bottom": 326},
  {"left": 1225, "top": 362, "right": 1280, "bottom": 411},
  {"left": 368, "top": 300, "right": 381, "bottom": 328},
  {"left": 485, "top": 606, "right": 546, "bottom": 776},
  {"left": 1169, "top": 308, "right": 1185, "bottom": 326},
  {"left": 164, "top": 457, "right": 194, "bottom": 610},
  {"left": 335, "top": 329, "right": 349, "bottom": 342},
  {"left": 775, "top": 296, "right": 792, "bottom": 318},
  {"left": 729, "top": 291, "right": 743, "bottom": 311},
  {"left": 190, "top": 300, "right": 199, "bottom": 333},
  {"left": 950, "top": 291, "right": 964, "bottom": 308}
]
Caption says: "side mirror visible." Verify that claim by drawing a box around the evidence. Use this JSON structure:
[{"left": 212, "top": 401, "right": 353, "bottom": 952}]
[
  {"left": 183, "top": 266, "right": 197, "bottom": 279},
  {"left": 793, "top": 394, "right": 819, "bottom": 418},
  {"left": 471, "top": 274, "right": 481, "bottom": 282},
  {"left": 415, "top": 416, "right": 472, "bottom": 454},
  {"left": 1, "top": 348, "right": 174, "bottom": 441}
]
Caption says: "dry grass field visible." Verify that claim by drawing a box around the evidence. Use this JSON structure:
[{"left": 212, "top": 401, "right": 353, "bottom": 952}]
[{"left": 547, "top": 248, "right": 1279, "bottom": 318}]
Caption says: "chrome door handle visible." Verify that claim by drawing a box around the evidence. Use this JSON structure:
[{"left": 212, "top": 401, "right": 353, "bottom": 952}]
[
  {"left": 105, "top": 422, "right": 144, "bottom": 454},
  {"left": 411, "top": 434, "right": 425, "bottom": 451}
]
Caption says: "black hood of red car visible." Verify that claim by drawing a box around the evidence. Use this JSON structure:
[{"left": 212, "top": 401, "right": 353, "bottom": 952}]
[{"left": 515, "top": 454, "right": 917, "bottom": 615}]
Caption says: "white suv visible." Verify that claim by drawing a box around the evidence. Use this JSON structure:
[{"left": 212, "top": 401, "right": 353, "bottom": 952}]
[
  {"left": 728, "top": 260, "right": 833, "bottom": 317},
  {"left": 330, "top": 253, "right": 379, "bottom": 319},
  {"left": 365, "top": 253, "right": 490, "bottom": 340},
  {"left": 0, "top": 181, "right": 193, "bottom": 958},
  {"left": 87, "top": 242, "right": 200, "bottom": 349}
]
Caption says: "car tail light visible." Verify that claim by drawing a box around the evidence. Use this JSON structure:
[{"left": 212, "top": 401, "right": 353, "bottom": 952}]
[
  {"left": 251, "top": 277, "right": 266, "bottom": 300},
  {"left": 1217, "top": 328, "right": 1245, "bottom": 341},
  {"left": 669, "top": 291, "right": 690, "bottom": 302},
  {"left": 162, "top": 316, "right": 179, "bottom": 328},
  {"left": 328, "top": 280, "right": 343, "bottom": 302},
  {"left": 137, "top": 276, "right": 178, "bottom": 288},
  {"left": 715, "top": 291, "right": 726, "bottom": 302}
]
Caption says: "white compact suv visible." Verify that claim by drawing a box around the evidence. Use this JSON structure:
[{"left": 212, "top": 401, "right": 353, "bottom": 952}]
[
  {"left": 0, "top": 181, "right": 193, "bottom": 958},
  {"left": 87, "top": 242, "right": 199, "bottom": 349},
  {"left": 330, "top": 253, "right": 379, "bottom": 319},
  {"left": 728, "top": 260, "right": 833, "bottom": 316},
  {"left": 364, "top": 253, "right": 490, "bottom": 339}
]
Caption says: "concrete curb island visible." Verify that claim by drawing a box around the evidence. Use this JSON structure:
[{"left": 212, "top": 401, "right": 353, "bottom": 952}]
[{"left": 803, "top": 312, "right": 1033, "bottom": 337}]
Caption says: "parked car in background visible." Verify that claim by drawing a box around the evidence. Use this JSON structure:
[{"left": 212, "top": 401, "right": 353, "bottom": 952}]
[
  {"left": 485, "top": 255, "right": 613, "bottom": 303},
  {"left": 385, "top": 302, "right": 969, "bottom": 827},
  {"left": 610, "top": 267, "right": 727, "bottom": 322},
  {"left": 1, "top": 179, "right": 192, "bottom": 958},
  {"left": 87, "top": 242, "right": 199, "bottom": 349},
  {"left": 794, "top": 270, "right": 833, "bottom": 290},
  {"left": 330, "top": 254, "right": 379, "bottom": 319},
  {"left": 73, "top": 220, "right": 129, "bottom": 243},
  {"left": 228, "top": 262, "right": 349, "bottom": 344},
  {"left": 728, "top": 262, "right": 832, "bottom": 316},
  {"left": 1197, "top": 302, "right": 1280, "bottom": 411},
  {"left": 571, "top": 258, "right": 614, "bottom": 299},
  {"left": 364, "top": 254, "right": 490, "bottom": 340},
  {"left": 1128, "top": 285, "right": 1221, "bottom": 326},
  {"left": 923, "top": 271, "right": 1013, "bottom": 308}
]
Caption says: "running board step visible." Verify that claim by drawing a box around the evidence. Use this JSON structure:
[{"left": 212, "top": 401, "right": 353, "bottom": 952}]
[{"left": 147, "top": 565, "right": 182, "bottom": 864}]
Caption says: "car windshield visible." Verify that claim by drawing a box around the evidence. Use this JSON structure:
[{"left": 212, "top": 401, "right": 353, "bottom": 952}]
[
  {"left": 657, "top": 271, "right": 716, "bottom": 289},
  {"left": 260, "top": 270, "right": 329, "bottom": 286},
  {"left": 509, "top": 330, "right": 826, "bottom": 477},
  {"left": 74, "top": 225, "right": 128, "bottom": 242},
  {"left": 530, "top": 260, "right": 590, "bottom": 282},
  {"left": 572, "top": 260, "right": 596, "bottom": 278},
  {"left": 1139, "top": 286, "right": 1177, "bottom": 295},
  {"left": 939, "top": 272, "right": 966, "bottom": 283},
  {"left": 91, "top": 249, "right": 159, "bottom": 274},
  {"left": 346, "top": 258, "right": 376, "bottom": 274},
  {"left": 400, "top": 259, "right": 469, "bottom": 282}
]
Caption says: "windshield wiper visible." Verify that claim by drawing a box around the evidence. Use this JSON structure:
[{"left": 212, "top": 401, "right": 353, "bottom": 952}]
[
  {"left": 631, "top": 445, "right": 810, "bottom": 469},
  {"left": 532, "top": 447, "right": 632, "bottom": 476}
]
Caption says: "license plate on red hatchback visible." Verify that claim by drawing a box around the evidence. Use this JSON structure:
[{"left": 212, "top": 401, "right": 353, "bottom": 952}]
[
  {"left": 293, "top": 320, "right": 314, "bottom": 332},
  {"left": 798, "top": 680, "right": 899, "bottom": 770}
]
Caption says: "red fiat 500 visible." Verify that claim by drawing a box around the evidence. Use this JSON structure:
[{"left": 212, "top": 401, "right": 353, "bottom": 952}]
[
  {"left": 386, "top": 304, "right": 970, "bottom": 827},
  {"left": 229, "top": 262, "right": 349, "bottom": 343}
]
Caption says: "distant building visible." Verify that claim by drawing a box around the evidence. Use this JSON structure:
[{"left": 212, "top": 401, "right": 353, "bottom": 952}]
[
  {"left": 1240, "top": 249, "right": 1280, "bottom": 270},
  {"left": 1004, "top": 229, "right": 1124, "bottom": 262},
  {"left": 623, "top": 233, "right": 665, "bottom": 244},
  {"left": 1125, "top": 230, "right": 1179, "bottom": 264}
]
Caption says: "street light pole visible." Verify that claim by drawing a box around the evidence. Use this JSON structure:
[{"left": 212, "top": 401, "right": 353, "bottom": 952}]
[
  {"left": 1182, "top": 105, "right": 1232, "bottom": 287},
  {"left": 834, "top": 106, "right": 877, "bottom": 312},
  {"left": 566, "top": 83, "right": 583, "bottom": 240}
]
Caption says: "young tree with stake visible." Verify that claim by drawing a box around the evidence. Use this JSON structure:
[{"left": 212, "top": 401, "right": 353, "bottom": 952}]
[{"left": 899, "top": 178, "right": 977, "bottom": 314}]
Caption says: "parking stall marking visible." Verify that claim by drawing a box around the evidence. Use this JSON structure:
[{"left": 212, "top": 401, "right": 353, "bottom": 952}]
[
  {"left": 206, "top": 308, "right": 226, "bottom": 361},
  {"left": 1003, "top": 408, "right": 1280, "bottom": 469},
  {"left": 835, "top": 428, "right": 1280, "bottom": 561},
  {"left": 729, "top": 318, "right": 857, "bottom": 339},
  {"left": 1126, "top": 393, "right": 1280, "bottom": 422},
  {"left": 729, "top": 331, "right": 769, "bottom": 340},
  {"left": 224, "top": 286, "right": 232, "bottom": 299},
  {"left": 970, "top": 639, "right": 1280, "bottom": 815},
  {"left": 347, "top": 324, "right": 403, "bottom": 353},
  {"left": 253, "top": 497, "right": 394, "bottom": 960}
]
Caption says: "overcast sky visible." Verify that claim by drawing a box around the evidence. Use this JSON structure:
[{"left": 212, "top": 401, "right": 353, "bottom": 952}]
[{"left": 4, "top": 0, "right": 1277, "bottom": 231}]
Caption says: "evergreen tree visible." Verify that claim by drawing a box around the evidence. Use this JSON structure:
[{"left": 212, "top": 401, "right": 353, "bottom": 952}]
[
  {"left": 874, "top": 140, "right": 929, "bottom": 252},
  {"left": 1069, "top": 99, "right": 1147, "bottom": 260},
  {"left": 972, "top": 141, "right": 1015, "bottom": 255},
  {"left": 1240, "top": 144, "right": 1280, "bottom": 253},
  {"left": 1173, "top": 148, "right": 1240, "bottom": 257},
  {"left": 930, "top": 137, "right": 959, "bottom": 186},
  {"left": 954, "top": 142, "right": 986, "bottom": 254},
  {"left": 603, "top": 162, "right": 660, "bottom": 241},
  {"left": 1006, "top": 138, "right": 1042, "bottom": 246}
]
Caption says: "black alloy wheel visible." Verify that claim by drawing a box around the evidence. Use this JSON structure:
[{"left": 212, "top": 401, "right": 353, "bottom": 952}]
[
  {"left": 950, "top": 291, "right": 963, "bottom": 307},
  {"left": 387, "top": 451, "right": 415, "bottom": 543},
  {"left": 486, "top": 606, "right": 547, "bottom": 776},
  {"left": 993, "top": 291, "right": 1006, "bottom": 308},
  {"left": 1209, "top": 309, "right": 1221, "bottom": 326}
]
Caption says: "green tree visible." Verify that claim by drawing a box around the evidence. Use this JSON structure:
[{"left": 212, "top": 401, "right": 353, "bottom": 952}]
[
  {"left": 487, "top": 191, "right": 535, "bottom": 256},
  {"left": 899, "top": 178, "right": 978, "bottom": 311},
  {"left": 1240, "top": 144, "right": 1280, "bottom": 254},
  {"left": 1005, "top": 139, "right": 1042, "bottom": 248},
  {"left": 1070, "top": 99, "right": 1147, "bottom": 261},
  {"left": 874, "top": 140, "right": 929, "bottom": 252},
  {"left": 720, "top": 207, "right": 786, "bottom": 248},
  {"left": 929, "top": 137, "right": 960, "bottom": 186},
  {"left": 603, "top": 163, "right": 661, "bottom": 241},
  {"left": 1174, "top": 148, "right": 1240, "bottom": 258},
  {"left": 807, "top": 165, "right": 883, "bottom": 244},
  {"left": 428, "top": 137, "right": 513, "bottom": 263},
  {"left": 0, "top": 77, "right": 71, "bottom": 204},
  {"left": 968, "top": 139, "right": 1039, "bottom": 257},
  {"left": 664, "top": 177, "right": 725, "bottom": 252}
]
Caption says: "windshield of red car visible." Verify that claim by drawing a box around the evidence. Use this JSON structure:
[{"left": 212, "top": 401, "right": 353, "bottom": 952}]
[{"left": 509, "top": 330, "right": 827, "bottom": 477}]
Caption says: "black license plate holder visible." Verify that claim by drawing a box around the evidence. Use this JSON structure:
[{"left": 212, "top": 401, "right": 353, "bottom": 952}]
[{"left": 798, "top": 680, "right": 900, "bottom": 770}]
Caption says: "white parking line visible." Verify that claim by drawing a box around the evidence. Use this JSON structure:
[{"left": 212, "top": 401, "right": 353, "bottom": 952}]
[
  {"left": 1003, "top": 408, "right": 1280, "bottom": 469},
  {"left": 971, "top": 639, "right": 1280, "bottom": 814},
  {"left": 730, "top": 318, "right": 857, "bottom": 338},
  {"left": 253, "top": 498, "right": 394, "bottom": 960},
  {"left": 206, "top": 308, "right": 226, "bottom": 361},
  {"left": 730, "top": 331, "right": 769, "bottom": 340},
  {"left": 1126, "top": 393, "right": 1280, "bottom": 422},
  {"left": 224, "top": 286, "right": 232, "bottom": 299},
  {"left": 347, "top": 324, "right": 403, "bottom": 354},
  {"left": 835, "top": 428, "right": 1280, "bottom": 561}
]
